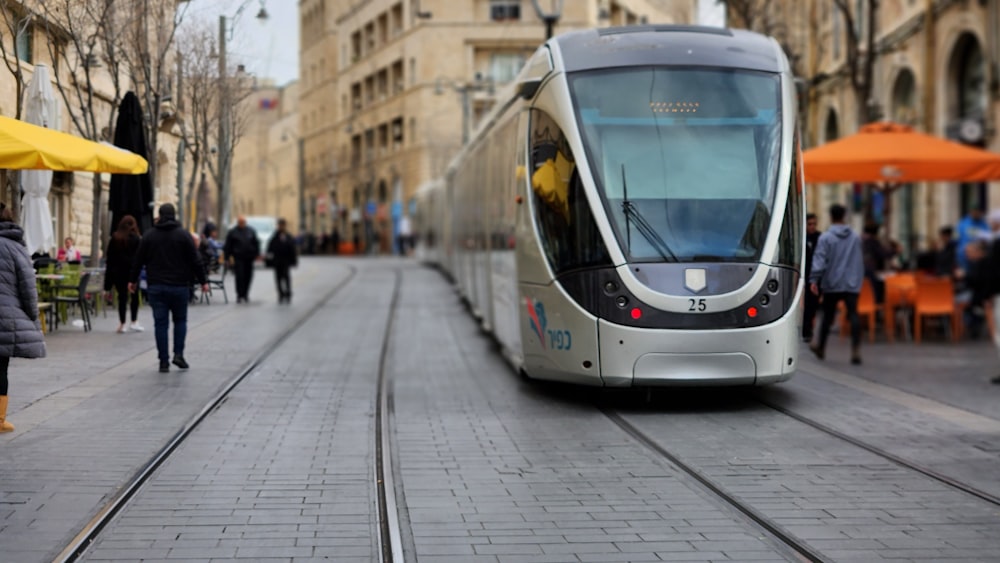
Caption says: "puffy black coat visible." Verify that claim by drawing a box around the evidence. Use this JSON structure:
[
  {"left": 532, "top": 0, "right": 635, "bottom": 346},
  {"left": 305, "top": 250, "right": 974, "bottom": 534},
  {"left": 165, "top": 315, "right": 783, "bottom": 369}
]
[{"left": 0, "top": 222, "right": 46, "bottom": 359}]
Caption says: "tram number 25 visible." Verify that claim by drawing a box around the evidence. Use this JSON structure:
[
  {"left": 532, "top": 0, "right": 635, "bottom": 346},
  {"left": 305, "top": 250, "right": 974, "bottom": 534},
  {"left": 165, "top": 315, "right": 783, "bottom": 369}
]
[
  {"left": 688, "top": 298, "right": 707, "bottom": 312},
  {"left": 547, "top": 329, "right": 572, "bottom": 351}
]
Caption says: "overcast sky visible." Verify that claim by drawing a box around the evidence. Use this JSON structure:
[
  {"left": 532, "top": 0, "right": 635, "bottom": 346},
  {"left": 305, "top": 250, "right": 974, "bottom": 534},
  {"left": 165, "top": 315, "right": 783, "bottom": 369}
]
[
  {"left": 183, "top": 0, "right": 300, "bottom": 86},
  {"left": 697, "top": 0, "right": 725, "bottom": 27}
]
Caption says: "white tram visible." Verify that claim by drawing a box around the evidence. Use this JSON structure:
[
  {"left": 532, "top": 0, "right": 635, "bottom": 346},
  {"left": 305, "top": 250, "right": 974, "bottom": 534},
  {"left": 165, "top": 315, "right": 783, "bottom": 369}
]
[{"left": 415, "top": 25, "right": 805, "bottom": 386}]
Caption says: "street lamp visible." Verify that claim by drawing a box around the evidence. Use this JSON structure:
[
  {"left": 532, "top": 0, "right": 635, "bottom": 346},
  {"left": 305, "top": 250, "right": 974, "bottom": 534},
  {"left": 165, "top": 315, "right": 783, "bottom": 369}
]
[
  {"left": 218, "top": 0, "right": 269, "bottom": 233},
  {"left": 531, "top": 0, "right": 564, "bottom": 39},
  {"left": 436, "top": 75, "right": 495, "bottom": 144}
]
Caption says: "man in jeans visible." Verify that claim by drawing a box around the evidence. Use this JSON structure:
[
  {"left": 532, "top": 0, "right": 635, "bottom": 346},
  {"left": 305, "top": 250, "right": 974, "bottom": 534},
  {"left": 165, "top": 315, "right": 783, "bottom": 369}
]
[
  {"left": 809, "top": 204, "right": 865, "bottom": 365},
  {"left": 129, "top": 204, "right": 208, "bottom": 373}
]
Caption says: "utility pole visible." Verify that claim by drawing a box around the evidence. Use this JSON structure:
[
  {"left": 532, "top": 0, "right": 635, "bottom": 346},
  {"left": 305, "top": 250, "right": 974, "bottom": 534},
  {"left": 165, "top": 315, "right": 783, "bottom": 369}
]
[{"left": 218, "top": 14, "right": 231, "bottom": 233}]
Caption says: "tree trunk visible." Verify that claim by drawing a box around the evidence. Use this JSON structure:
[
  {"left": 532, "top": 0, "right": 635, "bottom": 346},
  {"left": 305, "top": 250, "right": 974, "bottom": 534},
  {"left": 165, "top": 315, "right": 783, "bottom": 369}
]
[
  {"left": 89, "top": 173, "right": 103, "bottom": 267},
  {"left": 9, "top": 170, "right": 20, "bottom": 222}
]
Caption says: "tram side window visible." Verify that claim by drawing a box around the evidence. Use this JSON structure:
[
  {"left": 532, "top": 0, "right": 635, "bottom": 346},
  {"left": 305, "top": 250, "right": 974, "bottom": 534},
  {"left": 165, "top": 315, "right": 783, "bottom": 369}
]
[
  {"left": 776, "top": 134, "right": 804, "bottom": 270},
  {"left": 529, "top": 109, "right": 610, "bottom": 274}
]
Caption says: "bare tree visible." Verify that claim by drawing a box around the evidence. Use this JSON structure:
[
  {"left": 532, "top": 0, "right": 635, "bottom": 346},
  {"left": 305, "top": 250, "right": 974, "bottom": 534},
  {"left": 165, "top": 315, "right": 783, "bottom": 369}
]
[
  {"left": 120, "top": 0, "right": 190, "bottom": 199},
  {"left": 718, "top": 0, "right": 815, "bottom": 79},
  {"left": 0, "top": 0, "right": 35, "bottom": 218},
  {"left": 175, "top": 19, "right": 253, "bottom": 229},
  {"left": 38, "top": 0, "right": 126, "bottom": 265},
  {"left": 175, "top": 22, "right": 218, "bottom": 230},
  {"left": 833, "top": 0, "right": 880, "bottom": 125}
]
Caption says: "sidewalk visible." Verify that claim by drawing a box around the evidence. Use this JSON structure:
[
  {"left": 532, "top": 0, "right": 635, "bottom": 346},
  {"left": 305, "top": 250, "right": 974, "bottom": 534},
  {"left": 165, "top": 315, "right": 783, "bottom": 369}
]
[
  {"left": 798, "top": 332, "right": 1000, "bottom": 420},
  {"left": 0, "top": 258, "right": 352, "bottom": 562}
]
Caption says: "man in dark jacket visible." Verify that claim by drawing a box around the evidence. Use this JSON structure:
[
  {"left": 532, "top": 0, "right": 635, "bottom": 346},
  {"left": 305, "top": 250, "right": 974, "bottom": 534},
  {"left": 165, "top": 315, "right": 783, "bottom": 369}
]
[
  {"left": 266, "top": 218, "right": 298, "bottom": 304},
  {"left": 129, "top": 204, "right": 208, "bottom": 373},
  {"left": 809, "top": 204, "right": 865, "bottom": 365},
  {"left": 223, "top": 215, "right": 260, "bottom": 303}
]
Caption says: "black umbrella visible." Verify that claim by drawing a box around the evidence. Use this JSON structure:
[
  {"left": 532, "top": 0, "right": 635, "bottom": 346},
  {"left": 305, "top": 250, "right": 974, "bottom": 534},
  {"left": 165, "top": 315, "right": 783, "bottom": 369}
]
[{"left": 109, "top": 91, "right": 154, "bottom": 233}]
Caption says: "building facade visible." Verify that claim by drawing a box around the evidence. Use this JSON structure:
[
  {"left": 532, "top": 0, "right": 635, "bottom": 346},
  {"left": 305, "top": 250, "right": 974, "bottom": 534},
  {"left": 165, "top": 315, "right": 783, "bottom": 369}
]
[
  {"left": 231, "top": 80, "right": 301, "bottom": 226},
  {"left": 0, "top": 0, "right": 186, "bottom": 260},
  {"left": 298, "top": 0, "right": 696, "bottom": 253},
  {"left": 729, "top": 0, "right": 1000, "bottom": 256}
]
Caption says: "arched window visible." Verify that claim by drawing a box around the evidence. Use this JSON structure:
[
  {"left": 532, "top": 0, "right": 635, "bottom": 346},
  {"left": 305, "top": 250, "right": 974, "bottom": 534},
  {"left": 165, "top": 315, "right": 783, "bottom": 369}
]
[
  {"left": 891, "top": 69, "right": 917, "bottom": 125},
  {"left": 823, "top": 109, "right": 839, "bottom": 143},
  {"left": 949, "top": 34, "right": 987, "bottom": 212}
]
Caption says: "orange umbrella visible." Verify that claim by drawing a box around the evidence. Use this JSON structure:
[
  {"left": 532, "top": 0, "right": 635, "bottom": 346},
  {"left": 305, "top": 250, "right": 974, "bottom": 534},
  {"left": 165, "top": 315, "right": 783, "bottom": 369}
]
[{"left": 803, "top": 121, "right": 1000, "bottom": 183}]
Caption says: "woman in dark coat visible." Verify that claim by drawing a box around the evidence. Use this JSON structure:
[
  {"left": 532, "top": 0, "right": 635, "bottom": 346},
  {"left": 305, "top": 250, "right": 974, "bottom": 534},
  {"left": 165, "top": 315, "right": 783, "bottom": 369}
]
[
  {"left": 105, "top": 215, "right": 143, "bottom": 333},
  {"left": 0, "top": 207, "right": 46, "bottom": 433},
  {"left": 266, "top": 218, "right": 298, "bottom": 304}
]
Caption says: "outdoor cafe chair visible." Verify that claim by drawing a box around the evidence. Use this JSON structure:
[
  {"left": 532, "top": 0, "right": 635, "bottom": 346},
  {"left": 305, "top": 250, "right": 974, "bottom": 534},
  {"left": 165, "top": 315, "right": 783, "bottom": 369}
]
[
  {"left": 883, "top": 272, "right": 917, "bottom": 342},
  {"left": 53, "top": 271, "right": 92, "bottom": 331},
  {"left": 202, "top": 262, "right": 228, "bottom": 304},
  {"left": 913, "top": 275, "right": 960, "bottom": 343}
]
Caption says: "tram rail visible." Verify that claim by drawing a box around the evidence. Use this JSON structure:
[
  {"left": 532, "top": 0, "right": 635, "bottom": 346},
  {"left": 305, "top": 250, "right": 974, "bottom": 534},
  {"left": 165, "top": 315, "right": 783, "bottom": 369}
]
[
  {"left": 53, "top": 266, "right": 403, "bottom": 563},
  {"left": 755, "top": 395, "right": 1000, "bottom": 507},
  {"left": 601, "top": 408, "right": 831, "bottom": 563}
]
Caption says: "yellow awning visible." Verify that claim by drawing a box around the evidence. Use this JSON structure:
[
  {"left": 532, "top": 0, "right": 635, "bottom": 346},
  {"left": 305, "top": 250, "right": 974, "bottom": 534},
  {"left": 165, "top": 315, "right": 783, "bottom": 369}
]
[{"left": 0, "top": 115, "right": 148, "bottom": 174}]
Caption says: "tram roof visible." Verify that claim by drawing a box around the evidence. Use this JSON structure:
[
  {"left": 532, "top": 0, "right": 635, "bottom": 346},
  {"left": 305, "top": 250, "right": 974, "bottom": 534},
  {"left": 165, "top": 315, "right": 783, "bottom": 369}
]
[{"left": 553, "top": 25, "right": 784, "bottom": 74}]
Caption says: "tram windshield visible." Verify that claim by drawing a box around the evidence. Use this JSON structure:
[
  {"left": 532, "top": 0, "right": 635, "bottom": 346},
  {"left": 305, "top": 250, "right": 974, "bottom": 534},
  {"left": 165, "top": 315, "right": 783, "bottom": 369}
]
[{"left": 568, "top": 67, "right": 782, "bottom": 263}]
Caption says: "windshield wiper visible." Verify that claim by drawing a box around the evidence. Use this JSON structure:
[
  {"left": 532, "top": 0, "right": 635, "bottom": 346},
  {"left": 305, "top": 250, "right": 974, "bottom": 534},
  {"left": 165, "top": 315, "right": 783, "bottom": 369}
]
[{"left": 620, "top": 164, "right": 677, "bottom": 262}]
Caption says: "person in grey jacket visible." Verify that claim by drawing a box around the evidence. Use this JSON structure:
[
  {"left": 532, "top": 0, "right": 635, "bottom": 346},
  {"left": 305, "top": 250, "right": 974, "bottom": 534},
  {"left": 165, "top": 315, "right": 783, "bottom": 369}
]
[
  {"left": 809, "top": 204, "right": 865, "bottom": 365},
  {"left": 0, "top": 207, "right": 46, "bottom": 433}
]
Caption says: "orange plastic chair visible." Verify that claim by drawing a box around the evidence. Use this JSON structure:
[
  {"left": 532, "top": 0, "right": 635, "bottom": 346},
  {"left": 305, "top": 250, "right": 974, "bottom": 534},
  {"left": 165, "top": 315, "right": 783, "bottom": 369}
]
[
  {"left": 840, "top": 278, "right": 877, "bottom": 342},
  {"left": 883, "top": 272, "right": 916, "bottom": 342},
  {"left": 913, "top": 276, "right": 960, "bottom": 343}
]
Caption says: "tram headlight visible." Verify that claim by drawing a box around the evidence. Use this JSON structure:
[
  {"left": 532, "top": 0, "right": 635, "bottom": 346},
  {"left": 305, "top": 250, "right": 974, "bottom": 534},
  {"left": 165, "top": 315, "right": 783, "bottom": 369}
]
[
  {"left": 604, "top": 281, "right": 619, "bottom": 294},
  {"left": 615, "top": 295, "right": 629, "bottom": 308},
  {"left": 759, "top": 294, "right": 770, "bottom": 306},
  {"left": 767, "top": 279, "right": 779, "bottom": 293}
]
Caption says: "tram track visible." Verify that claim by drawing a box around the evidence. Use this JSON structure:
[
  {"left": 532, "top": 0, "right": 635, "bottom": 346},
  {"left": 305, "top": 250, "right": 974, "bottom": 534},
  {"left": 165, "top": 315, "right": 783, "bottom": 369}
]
[
  {"left": 754, "top": 395, "right": 1000, "bottom": 507},
  {"left": 375, "top": 268, "right": 405, "bottom": 563},
  {"left": 53, "top": 265, "right": 361, "bottom": 563},
  {"left": 601, "top": 407, "right": 830, "bottom": 563},
  {"left": 601, "top": 382, "right": 1000, "bottom": 563}
]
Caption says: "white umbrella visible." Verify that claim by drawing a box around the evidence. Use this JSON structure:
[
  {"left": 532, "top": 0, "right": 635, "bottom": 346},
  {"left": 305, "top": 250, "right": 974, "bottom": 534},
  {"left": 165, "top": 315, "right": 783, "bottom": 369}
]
[{"left": 20, "top": 63, "right": 59, "bottom": 255}]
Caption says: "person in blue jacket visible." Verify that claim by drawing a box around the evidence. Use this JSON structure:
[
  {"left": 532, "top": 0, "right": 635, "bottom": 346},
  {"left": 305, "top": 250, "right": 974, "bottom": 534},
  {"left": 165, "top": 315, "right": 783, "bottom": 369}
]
[{"left": 809, "top": 204, "right": 865, "bottom": 365}]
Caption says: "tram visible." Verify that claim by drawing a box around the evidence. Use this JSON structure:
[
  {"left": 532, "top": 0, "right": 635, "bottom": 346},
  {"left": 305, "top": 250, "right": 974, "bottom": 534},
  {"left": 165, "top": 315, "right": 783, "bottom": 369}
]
[{"left": 414, "top": 25, "right": 805, "bottom": 386}]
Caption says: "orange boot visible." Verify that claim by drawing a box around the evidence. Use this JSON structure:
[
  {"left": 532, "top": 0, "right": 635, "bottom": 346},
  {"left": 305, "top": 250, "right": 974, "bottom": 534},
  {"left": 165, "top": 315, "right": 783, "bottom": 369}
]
[{"left": 0, "top": 396, "right": 14, "bottom": 432}]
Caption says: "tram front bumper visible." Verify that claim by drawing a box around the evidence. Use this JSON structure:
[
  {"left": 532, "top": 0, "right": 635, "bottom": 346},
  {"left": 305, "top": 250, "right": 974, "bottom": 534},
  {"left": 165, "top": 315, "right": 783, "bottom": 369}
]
[{"left": 598, "top": 315, "right": 798, "bottom": 387}]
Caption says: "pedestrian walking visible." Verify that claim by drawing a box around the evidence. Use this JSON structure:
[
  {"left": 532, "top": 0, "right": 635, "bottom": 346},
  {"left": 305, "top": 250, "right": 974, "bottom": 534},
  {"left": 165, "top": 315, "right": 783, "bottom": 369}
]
[
  {"left": 802, "top": 212, "right": 821, "bottom": 342},
  {"left": 398, "top": 214, "right": 413, "bottom": 255},
  {"left": 128, "top": 204, "right": 208, "bottom": 373},
  {"left": 104, "top": 215, "right": 144, "bottom": 333},
  {"left": 0, "top": 207, "right": 46, "bottom": 432},
  {"left": 809, "top": 204, "right": 865, "bottom": 365},
  {"left": 223, "top": 215, "right": 259, "bottom": 303},
  {"left": 266, "top": 218, "right": 298, "bottom": 304},
  {"left": 964, "top": 209, "right": 1000, "bottom": 383}
]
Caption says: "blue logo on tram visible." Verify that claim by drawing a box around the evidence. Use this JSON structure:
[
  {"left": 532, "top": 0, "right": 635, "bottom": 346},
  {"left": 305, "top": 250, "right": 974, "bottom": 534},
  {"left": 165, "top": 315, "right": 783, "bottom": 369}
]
[{"left": 525, "top": 298, "right": 572, "bottom": 351}]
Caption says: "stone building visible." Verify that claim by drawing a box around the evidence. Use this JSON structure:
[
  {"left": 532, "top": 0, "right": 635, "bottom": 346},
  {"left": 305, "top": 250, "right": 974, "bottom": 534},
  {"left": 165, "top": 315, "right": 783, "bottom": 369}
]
[
  {"left": 729, "top": 0, "right": 1000, "bottom": 257},
  {"left": 0, "top": 0, "right": 186, "bottom": 260},
  {"left": 231, "top": 80, "right": 301, "bottom": 226},
  {"left": 297, "top": 0, "right": 696, "bottom": 253}
]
